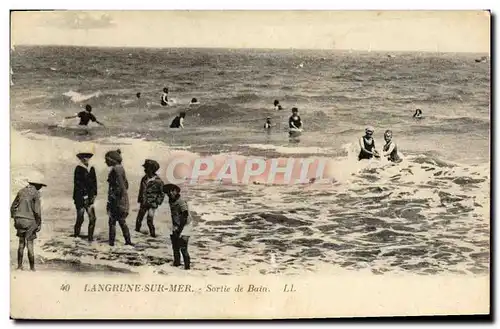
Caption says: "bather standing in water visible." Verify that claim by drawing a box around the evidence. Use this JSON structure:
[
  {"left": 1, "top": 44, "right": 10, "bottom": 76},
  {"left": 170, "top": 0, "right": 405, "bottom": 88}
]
[
  {"left": 382, "top": 130, "right": 402, "bottom": 163},
  {"left": 358, "top": 126, "right": 379, "bottom": 161}
]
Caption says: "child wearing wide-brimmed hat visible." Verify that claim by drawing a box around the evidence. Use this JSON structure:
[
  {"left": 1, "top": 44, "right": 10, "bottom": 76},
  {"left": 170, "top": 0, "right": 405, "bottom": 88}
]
[
  {"left": 135, "top": 159, "right": 165, "bottom": 237},
  {"left": 164, "top": 183, "right": 192, "bottom": 270},
  {"left": 10, "top": 173, "right": 47, "bottom": 271},
  {"left": 72, "top": 151, "right": 98, "bottom": 241}
]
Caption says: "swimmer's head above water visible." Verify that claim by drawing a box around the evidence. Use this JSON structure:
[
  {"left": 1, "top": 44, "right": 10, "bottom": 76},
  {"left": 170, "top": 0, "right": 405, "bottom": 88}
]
[
  {"left": 384, "top": 129, "right": 393, "bottom": 142},
  {"left": 163, "top": 87, "right": 169, "bottom": 93},
  {"left": 136, "top": 92, "right": 141, "bottom": 98},
  {"left": 274, "top": 100, "right": 280, "bottom": 106},
  {"left": 365, "top": 126, "right": 374, "bottom": 136},
  {"left": 413, "top": 109, "right": 423, "bottom": 117}
]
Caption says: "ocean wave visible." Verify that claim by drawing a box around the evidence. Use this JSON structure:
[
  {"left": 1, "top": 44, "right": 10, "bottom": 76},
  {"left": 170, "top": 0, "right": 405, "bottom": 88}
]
[{"left": 11, "top": 128, "right": 489, "bottom": 275}]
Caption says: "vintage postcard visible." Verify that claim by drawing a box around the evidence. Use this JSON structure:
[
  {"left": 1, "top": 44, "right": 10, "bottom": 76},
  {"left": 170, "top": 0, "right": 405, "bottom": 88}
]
[{"left": 9, "top": 10, "right": 490, "bottom": 319}]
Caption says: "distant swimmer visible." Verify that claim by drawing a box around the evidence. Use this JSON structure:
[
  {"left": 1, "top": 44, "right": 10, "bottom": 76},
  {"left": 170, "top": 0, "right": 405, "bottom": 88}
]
[
  {"left": 382, "top": 130, "right": 402, "bottom": 163},
  {"left": 289, "top": 108, "right": 303, "bottom": 130},
  {"left": 136, "top": 92, "right": 141, "bottom": 99},
  {"left": 161, "top": 87, "right": 169, "bottom": 106},
  {"left": 65, "top": 104, "right": 105, "bottom": 127},
  {"left": 264, "top": 117, "right": 272, "bottom": 129},
  {"left": 189, "top": 98, "right": 200, "bottom": 105},
  {"left": 413, "top": 109, "right": 423, "bottom": 119},
  {"left": 170, "top": 111, "right": 186, "bottom": 129},
  {"left": 274, "top": 100, "right": 283, "bottom": 111},
  {"left": 358, "top": 126, "right": 379, "bottom": 161}
]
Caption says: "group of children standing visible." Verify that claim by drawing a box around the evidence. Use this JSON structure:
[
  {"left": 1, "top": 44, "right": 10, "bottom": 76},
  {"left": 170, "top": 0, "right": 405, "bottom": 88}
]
[{"left": 11, "top": 150, "right": 193, "bottom": 271}]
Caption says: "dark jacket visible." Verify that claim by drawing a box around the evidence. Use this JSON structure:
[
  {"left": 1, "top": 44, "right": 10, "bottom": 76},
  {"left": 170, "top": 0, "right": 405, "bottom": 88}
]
[
  {"left": 73, "top": 164, "right": 97, "bottom": 207},
  {"left": 107, "top": 164, "right": 129, "bottom": 216},
  {"left": 138, "top": 175, "right": 165, "bottom": 209}
]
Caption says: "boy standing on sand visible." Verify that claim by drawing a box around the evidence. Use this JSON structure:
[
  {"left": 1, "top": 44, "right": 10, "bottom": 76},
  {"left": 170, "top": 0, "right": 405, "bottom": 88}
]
[
  {"left": 72, "top": 152, "right": 98, "bottom": 242},
  {"left": 164, "top": 184, "right": 192, "bottom": 270},
  {"left": 10, "top": 175, "right": 47, "bottom": 271},
  {"left": 105, "top": 149, "right": 133, "bottom": 246},
  {"left": 136, "top": 159, "right": 165, "bottom": 237}
]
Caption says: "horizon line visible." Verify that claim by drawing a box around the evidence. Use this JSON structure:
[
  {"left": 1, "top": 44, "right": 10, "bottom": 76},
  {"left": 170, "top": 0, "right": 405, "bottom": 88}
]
[{"left": 10, "top": 44, "right": 490, "bottom": 54}]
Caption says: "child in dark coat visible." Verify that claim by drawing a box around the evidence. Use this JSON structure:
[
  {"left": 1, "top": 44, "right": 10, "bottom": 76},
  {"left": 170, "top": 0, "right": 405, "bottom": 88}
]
[
  {"left": 105, "top": 149, "right": 133, "bottom": 246},
  {"left": 164, "top": 184, "right": 192, "bottom": 270},
  {"left": 135, "top": 159, "right": 165, "bottom": 237},
  {"left": 72, "top": 152, "right": 98, "bottom": 241}
]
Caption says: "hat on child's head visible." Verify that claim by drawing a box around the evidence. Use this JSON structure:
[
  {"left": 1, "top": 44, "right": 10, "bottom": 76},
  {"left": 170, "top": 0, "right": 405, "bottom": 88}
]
[
  {"left": 28, "top": 172, "right": 47, "bottom": 187},
  {"left": 105, "top": 149, "right": 122, "bottom": 164},
  {"left": 142, "top": 159, "right": 160, "bottom": 172},
  {"left": 163, "top": 183, "right": 181, "bottom": 193},
  {"left": 76, "top": 152, "right": 93, "bottom": 160}
]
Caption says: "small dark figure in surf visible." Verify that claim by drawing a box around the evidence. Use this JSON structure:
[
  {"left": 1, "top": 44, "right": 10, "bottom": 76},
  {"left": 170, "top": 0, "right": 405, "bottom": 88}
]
[
  {"left": 105, "top": 149, "right": 133, "bottom": 247},
  {"left": 65, "top": 104, "right": 105, "bottom": 127},
  {"left": 358, "top": 126, "right": 379, "bottom": 161},
  {"left": 264, "top": 116, "right": 272, "bottom": 129},
  {"left": 161, "top": 87, "right": 169, "bottom": 106},
  {"left": 164, "top": 184, "right": 193, "bottom": 270},
  {"left": 382, "top": 130, "right": 402, "bottom": 163},
  {"left": 190, "top": 98, "right": 200, "bottom": 105},
  {"left": 170, "top": 111, "right": 186, "bottom": 129},
  {"left": 136, "top": 92, "right": 141, "bottom": 99},
  {"left": 11, "top": 175, "right": 47, "bottom": 271},
  {"left": 136, "top": 159, "right": 165, "bottom": 237},
  {"left": 289, "top": 108, "right": 303, "bottom": 129},
  {"left": 274, "top": 100, "right": 283, "bottom": 111},
  {"left": 72, "top": 152, "right": 98, "bottom": 242},
  {"left": 413, "top": 109, "right": 423, "bottom": 119}
]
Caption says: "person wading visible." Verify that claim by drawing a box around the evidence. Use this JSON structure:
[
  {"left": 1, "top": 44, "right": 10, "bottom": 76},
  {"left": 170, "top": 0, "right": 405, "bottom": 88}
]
[
  {"left": 136, "top": 159, "right": 165, "bottom": 237},
  {"left": 11, "top": 174, "right": 47, "bottom": 271},
  {"left": 72, "top": 152, "right": 98, "bottom": 242},
  {"left": 105, "top": 149, "right": 133, "bottom": 246}
]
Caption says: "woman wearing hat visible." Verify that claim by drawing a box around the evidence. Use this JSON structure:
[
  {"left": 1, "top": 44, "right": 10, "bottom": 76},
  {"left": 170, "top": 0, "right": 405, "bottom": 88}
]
[
  {"left": 358, "top": 126, "right": 379, "bottom": 161},
  {"left": 105, "top": 149, "right": 133, "bottom": 246},
  {"left": 136, "top": 159, "right": 165, "bottom": 237},
  {"left": 10, "top": 174, "right": 47, "bottom": 271},
  {"left": 72, "top": 152, "right": 98, "bottom": 241}
]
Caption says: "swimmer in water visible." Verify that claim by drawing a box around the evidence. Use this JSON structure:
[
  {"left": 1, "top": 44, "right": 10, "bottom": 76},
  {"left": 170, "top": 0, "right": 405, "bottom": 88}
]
[
  {"left": 289, "top": 108, "right": 303, "bottom": 130},
  {"left": 413, "top": 108, "right": 423, "bottom": 118},
  {"left": 274, "top": 100, "right": 283, "bottom": 111},
  {"left": 65, "top": 105, "right": 105, "bottom": 127},
  {"left": 136, "top": 92, "right": 141, "bottom": 99},
  {"left": 264, "top": 117, "right": 272, "bottom": 129},
  {"left": 382, "top": 130, "right": 402, "bottom": 163},
  {"left": 189, "top": 98, "right": 200, "bottom": 105},
  {"left": 161, "top": 87, "right": 169, "bottom": 106},
  {"left": 358, "top": 126, "right": 379, "bottom": 161},
  {"left": 170, "top": 111, "right": 186, "bottom": 129}
]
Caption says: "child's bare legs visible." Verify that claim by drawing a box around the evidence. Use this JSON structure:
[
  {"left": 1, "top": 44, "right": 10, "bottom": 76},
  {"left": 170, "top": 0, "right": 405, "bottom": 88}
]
[
  {"left": 17, "top": 237, "right": 25, "bottom": 270},
  {"left": 27, "top": 240, "right": 35, "bottom": 271},
  {"left": 146, "top": 208, "right": 156, "bottom": 237}
]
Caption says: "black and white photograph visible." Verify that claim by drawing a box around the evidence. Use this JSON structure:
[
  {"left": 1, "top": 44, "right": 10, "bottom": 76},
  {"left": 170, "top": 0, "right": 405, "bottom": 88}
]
[{"left": 8, "top": 9, "right": 491, "bottom": 319}]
